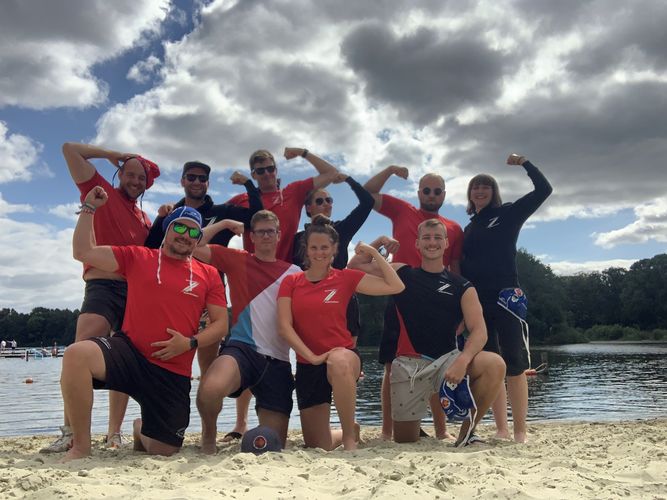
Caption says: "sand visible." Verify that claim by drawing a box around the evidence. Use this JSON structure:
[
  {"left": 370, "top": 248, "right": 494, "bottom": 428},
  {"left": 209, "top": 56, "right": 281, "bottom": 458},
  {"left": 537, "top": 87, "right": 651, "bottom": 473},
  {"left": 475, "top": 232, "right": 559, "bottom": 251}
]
[{"left": 1, "top": 420, "right": 665, "bottom": 499}]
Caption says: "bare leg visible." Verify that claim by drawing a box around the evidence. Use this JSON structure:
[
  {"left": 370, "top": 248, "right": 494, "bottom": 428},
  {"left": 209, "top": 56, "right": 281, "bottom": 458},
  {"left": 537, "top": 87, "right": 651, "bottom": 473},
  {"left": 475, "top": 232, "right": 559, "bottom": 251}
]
[
  {"left": 107, "top": 391, "right": 129, "bottom": 440},
  {"left": 507, "top": 373, "right": 528, "bottom": 443},
  {"left": 300, "top": 403, "right": 340, "bottom": 450},
  {"left": 491, "top": 382, "right": 511, "bottom": 439},
  {"left": 60, "top": 341, "right": 107, "bottom": 461},
  {"left": 456, "top": 351, "right": 506, "bottom": 446},
  {"left": 196, "top": 355, "right": 242, "bottom": 454},
  {"left": 226, "top": 389, "right": 251, "bottom": 438},
  {"left": 327, "top": 350, "right": 361, "bottom": 450},
  {"left": 393, "top": 420, "right": 421, "bottom": 443},
  {"left": 257, "top": 408, "right": 289, "bottom": 448},
  {"left": 429, "top": 393, "right": 453, "bottom": 440},
  {"left": 131, "top": 418, "right": 180, "bottom": 456},
  {"left": 197, "top": 342, "right": 219, "bottom": 375},
  {"left": 381, "top": 363, "right": 393, "bottom": 440}
]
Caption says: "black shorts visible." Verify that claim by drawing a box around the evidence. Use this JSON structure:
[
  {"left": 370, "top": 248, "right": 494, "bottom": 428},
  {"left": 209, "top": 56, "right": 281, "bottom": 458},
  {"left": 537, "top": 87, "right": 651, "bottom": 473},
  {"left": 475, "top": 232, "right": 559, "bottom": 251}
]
[
  {"left": 80, "top": 279, "right": 127, "bottom": 332},
  {"left": 378, "top": 298, "right": 399, "bottom": 365},
  {"left": 346, "top": 293, "right": 361, "bottom": 339},
  {"left": 219, "top": 340, "right": 294, "bottom": 416},
  {"left": 480, "top": 299, "right": 530, "bottom": 376},
  {"left": 90, "top": 333, "right": 191, "bottom": 447},
  {"left": 295, "top": 349, "right": 362, "bottom": 410}
]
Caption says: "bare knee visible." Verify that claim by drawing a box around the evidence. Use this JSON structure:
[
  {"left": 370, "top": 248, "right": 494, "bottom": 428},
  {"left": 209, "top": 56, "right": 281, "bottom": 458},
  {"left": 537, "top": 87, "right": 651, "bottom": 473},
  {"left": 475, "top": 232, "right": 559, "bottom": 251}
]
[{"left": 326, "top": 351, "right": 358, "bottom": 379}]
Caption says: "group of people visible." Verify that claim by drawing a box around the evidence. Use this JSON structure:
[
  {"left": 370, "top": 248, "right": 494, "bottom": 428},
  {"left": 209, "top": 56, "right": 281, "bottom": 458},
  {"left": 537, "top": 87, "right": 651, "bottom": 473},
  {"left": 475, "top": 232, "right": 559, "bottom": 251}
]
[{"left": 43, "top": 141, "right": 552, "bottom": 461}]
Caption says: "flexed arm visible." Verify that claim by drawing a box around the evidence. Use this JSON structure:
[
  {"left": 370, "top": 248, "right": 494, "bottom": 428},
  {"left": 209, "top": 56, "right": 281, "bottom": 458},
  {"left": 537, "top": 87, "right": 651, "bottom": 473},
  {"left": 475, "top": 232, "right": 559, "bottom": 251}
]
[
  {"left": 284, "top": 147, "right": 339, "bottom": 189},
  {"left": 72, "top": 187, "right": 119, "bottom": 272},
  {"left": 363, "top": 165, "right": 409, "bottom": 210},
  {"left": 333, "top": 175, "right": 375, "bottom": 244},
  {"left": 506, "top": 153, "right": 553, "bottom": 219},
  {"left": 62, "top": 142, "right": 137, "bottom": 184}
]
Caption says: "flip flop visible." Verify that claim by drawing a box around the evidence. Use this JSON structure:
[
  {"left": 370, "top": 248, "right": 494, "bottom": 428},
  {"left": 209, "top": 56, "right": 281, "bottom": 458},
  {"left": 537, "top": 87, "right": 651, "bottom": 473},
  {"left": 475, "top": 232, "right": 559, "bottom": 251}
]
[{"left": 221, "top": 431, "right": 243, "bottom": 442}]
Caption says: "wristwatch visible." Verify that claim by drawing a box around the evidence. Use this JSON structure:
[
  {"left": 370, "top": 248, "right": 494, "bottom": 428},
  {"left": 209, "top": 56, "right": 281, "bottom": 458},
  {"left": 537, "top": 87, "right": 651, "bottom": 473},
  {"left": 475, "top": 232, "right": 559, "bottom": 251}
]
[{"left": 189, "top": 336, "right": 198, "bottom": 350}]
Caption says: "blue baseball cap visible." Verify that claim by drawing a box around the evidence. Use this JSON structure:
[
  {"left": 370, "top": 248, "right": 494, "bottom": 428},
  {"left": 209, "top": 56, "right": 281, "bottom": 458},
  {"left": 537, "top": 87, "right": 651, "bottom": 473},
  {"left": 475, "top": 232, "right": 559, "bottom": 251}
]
[
  {"left": 439, "top": 375, "right": 477, "bottom": 422},
  {"left": 162, "top": 206, "right": 203, "bottom": 233},
  {"left": 240, "top": 426, "right": 282, "bottom": 454}
]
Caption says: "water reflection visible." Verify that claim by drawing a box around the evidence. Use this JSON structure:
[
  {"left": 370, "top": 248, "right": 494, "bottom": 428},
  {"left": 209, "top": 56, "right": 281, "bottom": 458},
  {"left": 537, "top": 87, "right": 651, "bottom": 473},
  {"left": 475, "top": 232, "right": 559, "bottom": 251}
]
[{"left": 0, "top": 343, "right": 665, "bottom": 437}]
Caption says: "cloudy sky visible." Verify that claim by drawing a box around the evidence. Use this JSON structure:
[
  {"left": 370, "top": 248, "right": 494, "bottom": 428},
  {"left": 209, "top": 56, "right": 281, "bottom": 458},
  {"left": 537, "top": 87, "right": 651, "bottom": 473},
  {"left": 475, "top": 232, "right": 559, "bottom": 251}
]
[{"left": 1, "top": 0, "right": 665, "bottom": 312}]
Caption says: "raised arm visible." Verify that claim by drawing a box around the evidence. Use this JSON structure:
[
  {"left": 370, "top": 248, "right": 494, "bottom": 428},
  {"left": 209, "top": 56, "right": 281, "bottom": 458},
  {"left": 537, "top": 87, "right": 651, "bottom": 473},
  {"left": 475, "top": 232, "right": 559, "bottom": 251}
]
[
  {"left": 363, "top": 165, "right": 409, "bottom": 210},
  {"left": 332, "top": 176, "right": 375, "bottom": 242},
  {"left": 353, "top": 243, "right": 405, "bottom": 296},
  {"left": 506, "top": 153, "right": 553, "bottom": 217},
  {"left": 347, "top": 235, "right": 400, "bottom": 275},
  {"left": 62, "top": 142, "right": 136, "bottom": 184},
  {"left": 228, "top": 171, "right": 263, "bottom": 225},
  {"left": 284, "top": 147, "right": 339, "bottom": 190},
  {"left": 72, "top": 187, "right": 119, "bottom": 272},
  {"left": 200, "top": 220, "right": 244, "bottom": 245}
]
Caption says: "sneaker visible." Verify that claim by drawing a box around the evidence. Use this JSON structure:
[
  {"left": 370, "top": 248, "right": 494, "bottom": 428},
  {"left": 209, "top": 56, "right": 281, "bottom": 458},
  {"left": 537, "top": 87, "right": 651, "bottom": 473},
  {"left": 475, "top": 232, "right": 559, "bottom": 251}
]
[
  {"left": 40, "top": 425, "right": 73, "bottom": 453},
  {"left": 105, "top": 432, "right": 126, "bottom": 449}
]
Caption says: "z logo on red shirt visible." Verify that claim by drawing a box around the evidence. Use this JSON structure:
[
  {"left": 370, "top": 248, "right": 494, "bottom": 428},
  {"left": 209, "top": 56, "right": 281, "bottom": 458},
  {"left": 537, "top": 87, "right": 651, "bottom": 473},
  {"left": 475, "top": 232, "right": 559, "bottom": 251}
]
[
  {"left": 182, "top": 281, "right": 200, "bottom": 297},
  {"left": 323, "top": 289, "right": 339, "bottom": 304}
]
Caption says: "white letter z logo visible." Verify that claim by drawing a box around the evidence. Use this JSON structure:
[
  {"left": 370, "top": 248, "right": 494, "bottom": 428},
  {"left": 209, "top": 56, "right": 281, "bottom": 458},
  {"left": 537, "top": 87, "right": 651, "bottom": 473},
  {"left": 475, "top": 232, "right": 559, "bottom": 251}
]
[
  {"left": 487, "top": 216, "right": 500, "bottom": 228},
  {"left": 182, "top": 281, "right": 200, "bottom": 297},
  {"left": 323, "top": 289, "right": 339, "bottom": 303},
  {"left": 437, "top": 282, "right": 453, "bottom": 295}
]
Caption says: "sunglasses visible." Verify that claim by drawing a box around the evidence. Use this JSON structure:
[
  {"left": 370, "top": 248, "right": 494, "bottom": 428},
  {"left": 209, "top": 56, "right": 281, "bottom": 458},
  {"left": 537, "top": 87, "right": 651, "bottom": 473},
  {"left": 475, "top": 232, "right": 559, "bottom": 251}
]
[
  {"left": 422, "top": 187, "right": 444, "bottom": 196},
  {"left": 252, "top": 165, "right": 276, "bottom": 175},
  {"left": 172, "top": 222, "right": 202, "bottom": 239},
  {"left": 314, "top": 197, "right": 333, "bottom": 205},
  {"left": 184, "top": 174, "right": 209, "bottom": 183},
  {"left": 252, "top": 228, "right": 278, "bottom": 237}
]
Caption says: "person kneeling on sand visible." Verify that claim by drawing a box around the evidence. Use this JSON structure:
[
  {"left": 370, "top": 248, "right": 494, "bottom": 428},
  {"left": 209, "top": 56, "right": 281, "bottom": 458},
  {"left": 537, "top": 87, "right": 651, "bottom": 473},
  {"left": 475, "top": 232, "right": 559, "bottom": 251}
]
[
  {"left": 61, "top": 187, "right": 227, "bottom": 461},
  {"left": 348, "top": 219, "right": 506, "bottom": 446}
]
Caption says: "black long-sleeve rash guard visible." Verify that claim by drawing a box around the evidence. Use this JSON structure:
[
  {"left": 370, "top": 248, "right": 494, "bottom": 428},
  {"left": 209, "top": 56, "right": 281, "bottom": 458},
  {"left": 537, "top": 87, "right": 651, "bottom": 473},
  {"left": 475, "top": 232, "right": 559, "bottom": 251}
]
[{"left": 460, "top": 161, "right": 553, "bottom": 301}]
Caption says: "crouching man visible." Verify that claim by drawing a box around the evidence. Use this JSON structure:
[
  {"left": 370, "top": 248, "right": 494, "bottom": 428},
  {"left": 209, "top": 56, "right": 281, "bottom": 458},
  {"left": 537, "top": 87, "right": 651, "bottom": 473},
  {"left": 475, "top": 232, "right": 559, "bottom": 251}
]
[
  {"left": 61, "top": 186, "right": 227, "bottom": 461},
  {"left": 348, "top": 219, "right": 505, "bottom": 446}
]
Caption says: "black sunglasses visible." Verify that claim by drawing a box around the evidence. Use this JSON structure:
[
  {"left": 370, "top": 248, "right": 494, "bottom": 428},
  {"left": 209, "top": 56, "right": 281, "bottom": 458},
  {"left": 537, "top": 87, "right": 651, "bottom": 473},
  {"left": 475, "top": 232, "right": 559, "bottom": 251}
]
[
  {"left": 314, "top": 197, "right": 333, "bottom": 205},
  {"left": 422, "top": 187, "right": 443, "bottom": 196},
  {"left": 184, "top": 173, "right": 209, "bottom": 183},
  {"left": 252, "top": 165, "right": 276, "bottom": 175}
]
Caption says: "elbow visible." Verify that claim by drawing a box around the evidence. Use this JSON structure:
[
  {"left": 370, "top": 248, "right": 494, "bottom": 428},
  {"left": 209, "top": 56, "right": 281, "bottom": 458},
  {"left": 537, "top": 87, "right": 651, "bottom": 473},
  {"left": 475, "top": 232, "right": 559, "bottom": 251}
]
[
  {"left": 72, "top": 247, "right": 85, "bottom": 263},
  {"left": 391, "top": 282, "right": 405, "bottom": 294}
]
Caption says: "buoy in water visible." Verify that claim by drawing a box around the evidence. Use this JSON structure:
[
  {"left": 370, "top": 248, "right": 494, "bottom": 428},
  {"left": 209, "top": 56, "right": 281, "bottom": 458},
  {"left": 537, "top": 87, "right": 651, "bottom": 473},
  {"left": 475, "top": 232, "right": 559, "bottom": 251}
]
[{"left": 25, "top": 377, "right": 34, "bottom": 384}]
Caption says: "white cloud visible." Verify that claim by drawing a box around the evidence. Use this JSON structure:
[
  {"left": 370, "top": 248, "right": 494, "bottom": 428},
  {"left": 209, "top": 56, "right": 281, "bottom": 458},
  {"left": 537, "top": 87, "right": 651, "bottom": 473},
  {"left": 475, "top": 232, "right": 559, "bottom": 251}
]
[
  {"left": 0, "top": 192, "right": 33, "bottom": 216},
  {"left": 48, "top": 203, "right": 79, "bottom": 222},
  {"left": 0, "top": 122, "right": 43, "bottom": 183},
  {"left": 548, "top": 259, "right": 637, "bottom": 276},
  {"left": 127, "top": 55, "right": 162, "bottom": 84},
  {"left": 0, "top": 219, "right": 82, "bottom": 312},
  {"left": 0, "top": 0, "right": 170, "bottom": 109},
  {"left": 593, "top": 197, "right": 667, "bottom": 248}
]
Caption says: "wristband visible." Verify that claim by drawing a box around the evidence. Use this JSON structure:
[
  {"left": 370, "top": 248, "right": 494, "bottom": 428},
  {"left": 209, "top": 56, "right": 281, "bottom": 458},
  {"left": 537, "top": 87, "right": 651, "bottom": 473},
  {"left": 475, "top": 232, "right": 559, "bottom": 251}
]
[
  {"left": 301, "top": 149, "right": 309, "bottom": 158},
  {"left": 76, "top": 202, "right": 96, "bottom": 215}
]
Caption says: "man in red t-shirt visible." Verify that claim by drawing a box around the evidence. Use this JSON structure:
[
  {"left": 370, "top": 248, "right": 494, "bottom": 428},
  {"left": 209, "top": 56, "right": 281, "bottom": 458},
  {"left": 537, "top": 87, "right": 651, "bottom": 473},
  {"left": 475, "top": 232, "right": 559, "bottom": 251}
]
[
  {"left": 364, "top": 165, "right": 463, "bottom": 440},
  {"left": 60, "top": 189, "right": 227, "bottom": 462},
  {"left": 226, "top": 147, "right": 338, "bottom": 261},
  {"left": 42, "top": 143, "right": 160, "bottom": 454}
]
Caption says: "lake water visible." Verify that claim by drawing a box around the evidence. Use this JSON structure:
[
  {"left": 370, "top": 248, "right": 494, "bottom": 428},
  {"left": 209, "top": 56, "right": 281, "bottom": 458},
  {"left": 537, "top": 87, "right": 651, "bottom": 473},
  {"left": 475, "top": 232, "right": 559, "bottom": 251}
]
[{"left": 0, "top": 343, "right": 665, "bottom": 437}]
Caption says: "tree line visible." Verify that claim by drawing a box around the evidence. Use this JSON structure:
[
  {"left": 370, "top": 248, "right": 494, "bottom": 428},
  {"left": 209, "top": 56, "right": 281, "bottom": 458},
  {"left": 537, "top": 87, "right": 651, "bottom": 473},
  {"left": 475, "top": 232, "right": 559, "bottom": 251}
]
[{"left": 1, "top": 252, "right": 665, "bottom": 347}]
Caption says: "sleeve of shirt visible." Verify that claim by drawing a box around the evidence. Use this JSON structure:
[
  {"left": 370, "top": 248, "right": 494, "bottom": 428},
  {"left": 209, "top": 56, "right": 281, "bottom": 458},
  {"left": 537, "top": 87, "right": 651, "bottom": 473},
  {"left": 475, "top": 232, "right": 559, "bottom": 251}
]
[
  {"left": 76, "top": 171, "right": 111, "bottom": 202},
  {"left": 343, "top": 268, "right": 366, "bottom": 292},
  {"left": 209, "top": 245, "right": 245, "bottom": 274},
  {"left": 286, "top": 177, "right": 315, "bottom": 201},
  {"left": 378, "top": 194, "right": 412, "bottom": 221},
  {"left": 204, "top": 268, "right": 227, "bottom": 308},
  {"left": 144, "top": 215, "right": 166, "bottom": 248},
  {"left": 226, "top": 192, "right": 249, "bottom": 207},
  {"left": 110, "top": 245, "right": 134, "bottom": 277},
  {"left": 278, "top": 273, "right": 297, "bottom": 299},
  {"left": 215, "top": 181, "right": 264, "bottom": 228},
  {"left": 509, "top": 161, "right": 553, "bottom": 223},
  {"left": 334, "top": 177, "right": 375, "bottom": 245}
]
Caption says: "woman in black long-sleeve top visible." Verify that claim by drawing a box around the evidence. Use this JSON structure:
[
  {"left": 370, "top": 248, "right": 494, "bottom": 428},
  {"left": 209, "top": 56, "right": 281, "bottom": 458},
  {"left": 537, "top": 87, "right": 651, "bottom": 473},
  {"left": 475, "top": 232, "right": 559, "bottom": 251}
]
[
  {"left": 461, "top": 153, "right": 552, "bottom": 443},
  {"left": 293, "top": 173, "right": 375, "bottom": 339}
]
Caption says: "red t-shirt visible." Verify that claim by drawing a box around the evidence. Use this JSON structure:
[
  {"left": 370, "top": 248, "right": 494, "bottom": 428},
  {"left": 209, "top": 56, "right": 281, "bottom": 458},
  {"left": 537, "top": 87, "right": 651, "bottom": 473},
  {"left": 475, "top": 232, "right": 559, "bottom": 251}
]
[
  {"left": 379, "top": 194, "right": 463, "bottom": 268},
  {"left": 227, "top": 178, "right": 313, "bottom": 262},
  {"left": 278, "top": 268, "right": 364, "bottom": 363},
  {"left": 112, "top": 246, "right": 227, "bottom": 377},
  {"left": 77, "top": 172, "right": 151, "bottom": 275}
]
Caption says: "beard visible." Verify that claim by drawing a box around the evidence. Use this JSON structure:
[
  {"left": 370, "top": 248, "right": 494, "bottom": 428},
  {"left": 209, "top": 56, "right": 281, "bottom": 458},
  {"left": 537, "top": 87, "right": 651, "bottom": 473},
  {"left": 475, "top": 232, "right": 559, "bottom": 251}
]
[
  {"left": 167, "top": 238, "right": 195, "bottom": 257},
  {"left": 420, "top": 200, "right": 443, "bottom": 212},
  {"left": 184, "top": 187, "right": 207, "bottom": 201}
]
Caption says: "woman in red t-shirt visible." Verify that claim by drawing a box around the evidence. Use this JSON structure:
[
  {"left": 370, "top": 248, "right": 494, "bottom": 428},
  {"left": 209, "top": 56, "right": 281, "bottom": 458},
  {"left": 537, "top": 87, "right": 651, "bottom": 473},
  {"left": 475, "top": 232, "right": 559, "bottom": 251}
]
[{"left": 278, "top": 215, "right": 404, "bottom": 451}]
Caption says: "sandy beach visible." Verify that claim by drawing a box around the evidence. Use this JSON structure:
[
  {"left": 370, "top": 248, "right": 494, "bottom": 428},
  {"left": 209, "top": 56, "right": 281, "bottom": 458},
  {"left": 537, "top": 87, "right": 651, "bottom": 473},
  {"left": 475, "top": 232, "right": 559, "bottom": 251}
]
[{"left": 1, "top": 419, "right": 665, "bottom": 499}]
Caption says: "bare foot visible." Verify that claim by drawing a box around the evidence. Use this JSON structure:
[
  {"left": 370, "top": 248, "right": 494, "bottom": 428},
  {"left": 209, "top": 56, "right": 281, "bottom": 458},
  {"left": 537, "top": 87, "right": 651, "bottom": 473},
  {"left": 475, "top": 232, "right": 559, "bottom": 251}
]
[
  {"left": 381, "top": 432, "right": 392, "bottom": 441},
  {"left": 494, "top": 429, "right": 511, "bottom": 439},
  {"left": 60, "top": 447, "right": 90, "bottom": 463},
  {"left": 514, "top": 431, "right": 527, "bottom": 444},
  {"left": 354, "top": 422, "right": 362, "bottom": 444},
  {"left": 436, "top": 431, "right": 457, "bottom": 441},
  {"left": 342, "top": 437, "right": 358, "bottom": 451},
  {"left": 133, "top": 419, "right": 147, "bottom": 452},
  {"left": 200, "top": 427, "right": 218, "bottom": 455}
]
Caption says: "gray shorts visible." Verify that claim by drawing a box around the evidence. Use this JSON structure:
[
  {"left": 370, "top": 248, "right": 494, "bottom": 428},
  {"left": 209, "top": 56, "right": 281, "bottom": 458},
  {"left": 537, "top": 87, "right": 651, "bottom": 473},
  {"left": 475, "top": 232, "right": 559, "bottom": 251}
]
[{"left": 390, "top": 350, "right": 460, "bottom": 422}]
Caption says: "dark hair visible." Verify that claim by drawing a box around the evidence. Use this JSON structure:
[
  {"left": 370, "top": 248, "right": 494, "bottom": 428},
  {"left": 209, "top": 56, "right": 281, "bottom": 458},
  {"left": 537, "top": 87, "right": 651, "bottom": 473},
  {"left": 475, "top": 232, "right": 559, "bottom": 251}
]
[
  {"left": 302, "top": 214, "right": 339, "bottom": 269},
  {"left": 466, "top": 174, "right": 502, "bottom": 214},
  {"left": 304, "top": 188, "right": 329, "bottom": 218}
]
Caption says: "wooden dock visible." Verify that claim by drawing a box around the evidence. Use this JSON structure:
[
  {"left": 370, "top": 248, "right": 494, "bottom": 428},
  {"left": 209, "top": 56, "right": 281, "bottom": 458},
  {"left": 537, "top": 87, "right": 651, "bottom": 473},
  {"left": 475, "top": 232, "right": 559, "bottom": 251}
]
[{"left": 0, "top": 347, "right": 63, "bottom": 359}]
